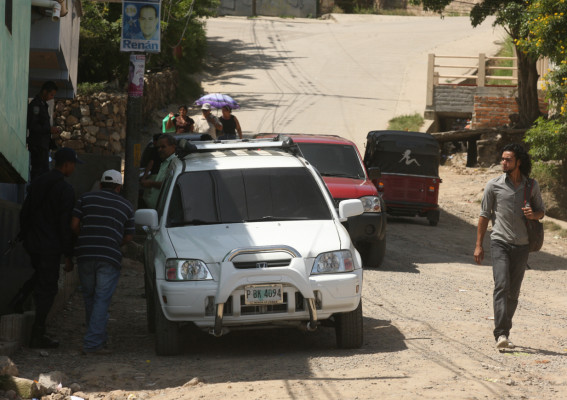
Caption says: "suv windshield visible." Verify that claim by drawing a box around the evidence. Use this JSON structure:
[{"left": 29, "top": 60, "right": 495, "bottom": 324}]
[
  {"left": 167, "top": 167, "right": 332, "bottom": 226},
  {"left": 297, "top": 143, "right": 365, "bottom": 179}
]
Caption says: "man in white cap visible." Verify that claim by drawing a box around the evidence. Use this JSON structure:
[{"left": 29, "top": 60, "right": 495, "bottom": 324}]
[
  {"left": 71, "top": 169, "right": 135, "bottom": 355},
  {"left": 194, "top": 103, "right": 222, "bottom": 139}
]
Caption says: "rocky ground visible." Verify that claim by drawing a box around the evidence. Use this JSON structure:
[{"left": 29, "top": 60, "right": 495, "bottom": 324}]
[{"left": 7, "top": 161, "right": 567, "bottom": 400}]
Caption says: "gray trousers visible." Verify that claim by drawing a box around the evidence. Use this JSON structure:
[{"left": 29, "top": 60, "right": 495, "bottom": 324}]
[{"left": 490, "top": 240, "right": 529, "bottom": 340}]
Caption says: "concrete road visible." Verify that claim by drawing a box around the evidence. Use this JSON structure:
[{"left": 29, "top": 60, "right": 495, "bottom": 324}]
[{"left": 200, "top": 14, "right": 505, "bottom": 151}]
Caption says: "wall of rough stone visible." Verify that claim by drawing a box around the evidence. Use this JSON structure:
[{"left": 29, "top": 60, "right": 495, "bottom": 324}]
[
  {"left": 50, "top": 69, "right": 178, "bottom": 157},
  {"left": 433, "top": 86, "right": 475, "bottom": 114}
]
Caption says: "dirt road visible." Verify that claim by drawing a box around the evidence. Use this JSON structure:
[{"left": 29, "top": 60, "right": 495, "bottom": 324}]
[{"left": 11, "top": 164, "right": 567, "bottom": 400}]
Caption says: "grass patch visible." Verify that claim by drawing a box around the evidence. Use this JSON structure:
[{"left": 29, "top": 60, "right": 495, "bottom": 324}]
[
  {"left": 543, "top": 220, "right": 567, "bottom": 238},
  {"left": 487, "top": 36, "right": 515, "bottom": 86},
  {"left": 387, "top": 113, "right": 424, "bottom": 132}
]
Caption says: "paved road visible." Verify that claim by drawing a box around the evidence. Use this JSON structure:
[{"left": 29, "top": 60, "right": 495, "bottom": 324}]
[{"left": 200, "top": 14, "right": 505, "bottom": 150}]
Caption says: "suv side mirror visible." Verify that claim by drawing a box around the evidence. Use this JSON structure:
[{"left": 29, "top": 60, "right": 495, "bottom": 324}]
[
  {"left": 135, "top": 209, "right": 159, "bottom": 230},
  {"left": 338, "top": 199, "right": 364, "bottom": 221},
  {"left": 367, "top": 167, "right": 381, "bottom": 180}
]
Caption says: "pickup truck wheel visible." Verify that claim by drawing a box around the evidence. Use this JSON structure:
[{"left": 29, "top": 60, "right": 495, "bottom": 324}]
[
  {"left": 144, "top": 273, "right": 156, "bottom": 333},
  {"left": 335, "top": 300, "right": 363, "bottom": 349},
  {"left": 154, "top": 288, "right": 181, "bottom": 356},
  {"left": 428, "top": 219, "right": 438, "bottom": 226},
  {"left": 357, "top": 238, "right": 386, "bottom": 268}
]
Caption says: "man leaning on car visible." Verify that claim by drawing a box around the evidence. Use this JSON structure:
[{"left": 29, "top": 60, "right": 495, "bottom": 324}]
[{"left": 140, "top": 134, "right": 177, "bottom": 208}]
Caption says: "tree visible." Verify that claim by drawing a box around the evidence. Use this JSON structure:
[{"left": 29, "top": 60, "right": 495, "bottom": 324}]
[
  {"left": 410, "top": 0, "right": 542, "bottom": 128},
  {"left": 79, "top": 0, "right": 217, "bottom": 85},
  {"left": 519, "top": 0, "right": 567, "bottom": 179}
]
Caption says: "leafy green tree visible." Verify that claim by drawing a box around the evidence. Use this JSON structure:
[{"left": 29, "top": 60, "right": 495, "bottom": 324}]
[
  {"left": 518, "top": 0, "right": 567, "bottom": 65},
  {"left": 520, "top": 0, "right": 567, "bottom": 178},
  {"left": 79, "top": 0, "right": 216, "bottom": 85},
  {"left": 79, "top": 2, "right": 126, "bottom": 84},
  {"left": 410, "top": 0, "right": 542, "bottom": 128}
]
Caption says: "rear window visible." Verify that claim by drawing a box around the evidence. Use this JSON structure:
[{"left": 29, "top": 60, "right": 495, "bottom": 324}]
[
  {"left": 167, "top": 167, "right": 332, "bottom": 226},
  {"left": 297, "top": 143, "right": 365, "bottom": 179}
]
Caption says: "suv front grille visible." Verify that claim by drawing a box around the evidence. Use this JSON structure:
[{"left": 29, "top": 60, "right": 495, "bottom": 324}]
[{"left": 233, "top": 259, "right": 291, "bottom": 269}]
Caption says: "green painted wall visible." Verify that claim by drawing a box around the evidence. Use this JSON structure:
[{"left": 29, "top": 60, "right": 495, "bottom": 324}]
[{"left": 1, "top": 1, "right": 31, "bottom": 182}]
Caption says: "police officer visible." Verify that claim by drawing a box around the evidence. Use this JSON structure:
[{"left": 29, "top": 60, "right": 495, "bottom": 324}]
[
  {"left": 19, "top": 147, "right": 83, "bottom": 348},
  {"left": 27, "top": 81, "right": 61, "bottom": 180}
]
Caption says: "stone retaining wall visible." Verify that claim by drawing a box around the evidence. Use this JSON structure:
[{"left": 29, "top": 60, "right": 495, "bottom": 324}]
[{"left": 50, "top": 69, "right": 178, "bottom": 157}]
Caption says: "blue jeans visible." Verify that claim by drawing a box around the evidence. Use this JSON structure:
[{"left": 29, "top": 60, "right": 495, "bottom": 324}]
[
  {"left": 78, "top": 260, "right": 121, "bottom": 351},
  {"left": 490, "top": 240, "right": 529, "bottom": 340}
]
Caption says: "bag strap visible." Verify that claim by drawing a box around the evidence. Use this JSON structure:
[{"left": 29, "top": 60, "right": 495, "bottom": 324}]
[{"left": 523, "top": 178, "right": 534, "bottom": 206}]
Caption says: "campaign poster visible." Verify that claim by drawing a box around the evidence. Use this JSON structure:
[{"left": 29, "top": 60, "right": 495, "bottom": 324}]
[
  {"left": 121, "top": 0, "right": 161, "bottom": 53},
  {"left": 128, "top": 54, "right": 146, "bottom": 97}
]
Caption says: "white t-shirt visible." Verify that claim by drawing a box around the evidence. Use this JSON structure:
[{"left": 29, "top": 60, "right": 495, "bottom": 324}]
[{"left": 194, "top": 115, "right": 220, "bottom": 139}]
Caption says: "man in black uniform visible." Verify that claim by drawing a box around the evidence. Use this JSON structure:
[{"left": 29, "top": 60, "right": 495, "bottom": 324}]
[
  {"left": 19, "top": 147, "right": 83, "bottom": 348},
  {"left": 27, "top": 81, "right": 60, "bottom": 180}
]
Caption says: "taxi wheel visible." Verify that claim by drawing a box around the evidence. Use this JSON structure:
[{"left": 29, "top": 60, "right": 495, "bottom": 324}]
[
  {"left": 154, "top": 289, "right": 181, "bottom": 356},
  {"left": 335, "top": 299, "right": 363, "bottom": 349}
]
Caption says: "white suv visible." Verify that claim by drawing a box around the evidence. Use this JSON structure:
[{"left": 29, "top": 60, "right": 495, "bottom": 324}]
[{"left": 135, "top": 137, "right": 364, "bottom": 355}]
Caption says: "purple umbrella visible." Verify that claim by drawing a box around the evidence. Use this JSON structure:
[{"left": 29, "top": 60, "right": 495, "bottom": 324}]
[{"left": 194, "top": 93, "right": 240, "bottom": 110}]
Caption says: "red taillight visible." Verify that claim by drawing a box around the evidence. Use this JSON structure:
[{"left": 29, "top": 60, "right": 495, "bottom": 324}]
[{"left": 428, "top": 186, "right": 435, "bottom": 192}]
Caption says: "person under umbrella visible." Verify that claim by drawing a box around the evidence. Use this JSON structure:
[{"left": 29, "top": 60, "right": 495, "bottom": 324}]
[
  {"left": 218, "top": 105, "right": 243, "bottom": 139},
  {"left": 194, "top": 103, "right": 222, "bottom": 139}
]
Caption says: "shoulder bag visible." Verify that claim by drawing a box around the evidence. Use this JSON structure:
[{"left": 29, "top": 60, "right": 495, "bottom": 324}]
[{"left": 524, "top": 179, "right": 544, "bottom": 252}]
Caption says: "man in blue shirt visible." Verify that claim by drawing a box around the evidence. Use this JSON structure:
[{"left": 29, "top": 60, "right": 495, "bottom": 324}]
[{"left": 72, "top": 169, "right": 135, "bottom": 355}]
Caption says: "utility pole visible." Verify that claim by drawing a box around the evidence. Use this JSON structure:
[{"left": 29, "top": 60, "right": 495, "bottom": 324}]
[
  {"left": 120, "top": 1, "right": 162, "bottom": 208},
  {"left": 123, "top": 53, "right": 146, "bottom": 209}
]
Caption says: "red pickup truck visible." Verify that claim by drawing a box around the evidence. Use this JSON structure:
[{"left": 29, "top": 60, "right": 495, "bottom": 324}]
[{"left": 256, "top": 134, "right": 387, "bottom": 268}]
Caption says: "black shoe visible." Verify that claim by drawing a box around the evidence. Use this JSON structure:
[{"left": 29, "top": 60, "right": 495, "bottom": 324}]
[{"left": 29, "top": 334, "right": 60, "bottom": 349}]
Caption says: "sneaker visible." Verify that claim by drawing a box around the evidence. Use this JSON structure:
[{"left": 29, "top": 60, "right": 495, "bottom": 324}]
[
  {"left": 82, "top": 347, "right": 112, "bottom": 356},
  {"left": 29, "top": 334, "right": 60, "bottom": 349},
  {"left": 496, "top": 335, "right": 515, "bottom": 349}
]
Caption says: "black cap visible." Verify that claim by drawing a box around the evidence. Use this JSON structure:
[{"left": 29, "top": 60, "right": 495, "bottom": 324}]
[{"left": 54, "top": 147, "right": 84, "bottom": 164}]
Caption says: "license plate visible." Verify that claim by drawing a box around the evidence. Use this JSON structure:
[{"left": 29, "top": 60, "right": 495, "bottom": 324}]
[{"left": 244, "top": 284, "right": 283, "bottom": 305}]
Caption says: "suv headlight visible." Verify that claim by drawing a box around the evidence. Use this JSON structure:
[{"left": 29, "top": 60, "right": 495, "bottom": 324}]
[
  {"left": 360, "top": 196, "right": 382, "bottom": 213},
  {"left": 311, "top": 250, "right": 354, "bottom": 275},
  {"left": 165, "top": 259, "right": 213, "bottom": 281}
]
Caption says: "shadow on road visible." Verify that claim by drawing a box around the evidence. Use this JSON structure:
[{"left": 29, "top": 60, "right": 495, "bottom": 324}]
[{"left": 381, "top": 207, "right": 567, "bottom": 271}]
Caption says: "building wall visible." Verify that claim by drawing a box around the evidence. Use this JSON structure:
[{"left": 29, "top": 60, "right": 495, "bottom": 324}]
[
  {"left": 473, "top": 94, "right": 518, "bottom": 129},
  {"left": 0, "top": 1, "right": 31, "bottom": 183},
  {"left": 433, "top": 86, "right": 475, "bottom": 114}
]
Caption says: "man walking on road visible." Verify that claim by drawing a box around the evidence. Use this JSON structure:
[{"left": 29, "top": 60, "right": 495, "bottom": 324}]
[
  {"left": 19, "top": 147, "right": 82, "bottom": 348},
  {"left": 474, "top": 143, "right": 545, "bottom": 350},
  {"left": 72, "top": 169, "right": 135, "bottom": 355}
]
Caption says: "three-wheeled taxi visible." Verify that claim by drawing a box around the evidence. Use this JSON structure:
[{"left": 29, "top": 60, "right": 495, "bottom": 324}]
[{"left": 364, "top": 130, "right": 442, "bottom": 226}]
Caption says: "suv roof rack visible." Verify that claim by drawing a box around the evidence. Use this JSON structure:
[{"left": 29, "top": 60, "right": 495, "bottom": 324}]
[{"left": 177, "top": 135, "right": 301, "bottom": 157}]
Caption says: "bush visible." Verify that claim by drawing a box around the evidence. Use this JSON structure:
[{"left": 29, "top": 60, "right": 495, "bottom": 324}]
[
  {"left": 387, "top": 113, "right": 425, "bottom": 132},
  {"left": 77, "top": 82, "right": 109, "bottom": 96}
]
